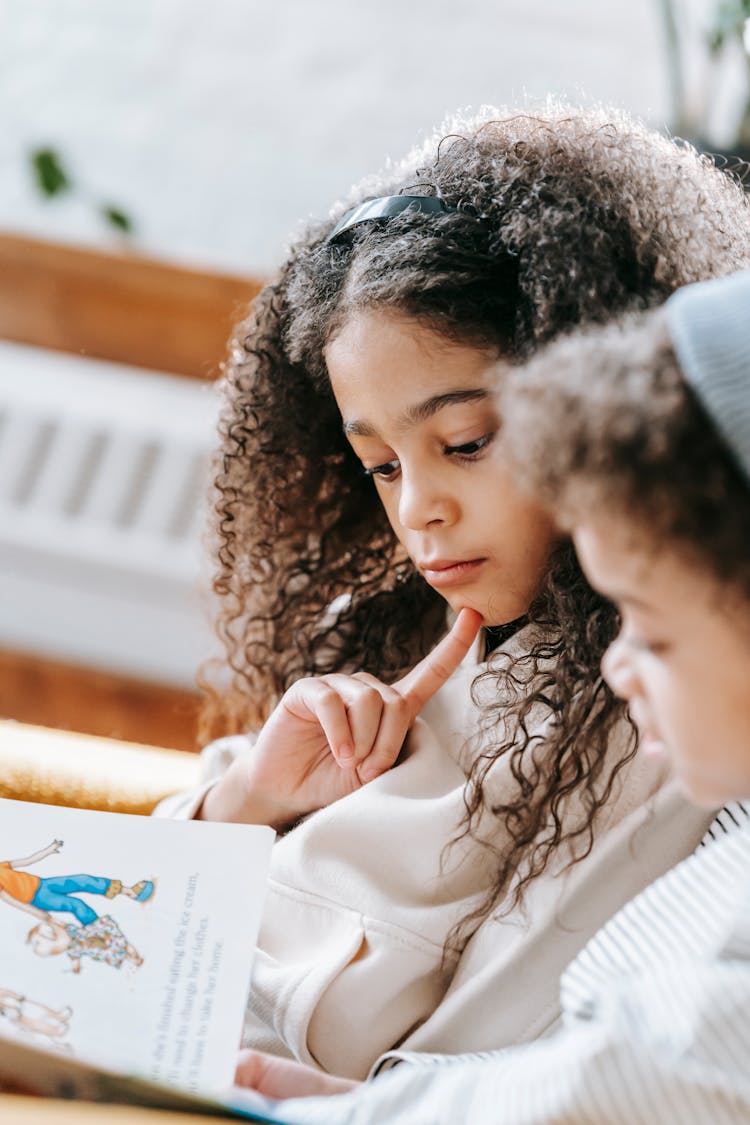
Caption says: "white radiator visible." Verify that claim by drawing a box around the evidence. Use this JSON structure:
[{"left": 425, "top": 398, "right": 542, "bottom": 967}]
[{"left": 0, "top": 341, "right": 220, "bottom": 687}]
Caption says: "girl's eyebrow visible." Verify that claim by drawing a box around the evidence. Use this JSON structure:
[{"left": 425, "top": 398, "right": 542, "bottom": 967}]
[
  {"left": 344, "top": 388, "right": 490, "bottom": 437},
  {"left": 406, "top": 388, "right": 490, "bottom": 425}
]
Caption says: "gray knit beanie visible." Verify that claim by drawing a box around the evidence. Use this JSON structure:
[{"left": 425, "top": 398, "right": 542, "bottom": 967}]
[{"left": 665, "top": 268, "right": 750, "bottom": 480}]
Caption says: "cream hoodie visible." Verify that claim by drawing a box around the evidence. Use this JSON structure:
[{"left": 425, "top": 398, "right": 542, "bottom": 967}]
[{"left": 155, "top": 628, "right": 711, "bottom": 1080}]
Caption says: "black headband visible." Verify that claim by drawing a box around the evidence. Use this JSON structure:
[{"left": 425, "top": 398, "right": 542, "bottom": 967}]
[{"left": 326, "top": 194, "right": 457, "bottom": 244}]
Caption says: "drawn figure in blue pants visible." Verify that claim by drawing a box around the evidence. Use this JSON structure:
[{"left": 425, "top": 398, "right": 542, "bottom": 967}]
[{"left": 0, "top": 839, "right": 154, "bottom": 927}]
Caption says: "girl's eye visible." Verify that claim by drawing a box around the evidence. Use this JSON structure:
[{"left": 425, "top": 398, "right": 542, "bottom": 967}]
[
  {"left": 444, "top": 433, "right": 495, "bottom": 459},
  {"left": 363, "top": 458, "right": 401, "bottom": 481}
]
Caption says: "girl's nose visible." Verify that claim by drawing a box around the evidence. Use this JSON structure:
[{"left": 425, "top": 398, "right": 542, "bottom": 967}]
[
  {"left": 601, "top": 634, "right": 638, "bottom": 702},
  {"left": 398, "top": 470, "right": 459, "bottom": 530}
]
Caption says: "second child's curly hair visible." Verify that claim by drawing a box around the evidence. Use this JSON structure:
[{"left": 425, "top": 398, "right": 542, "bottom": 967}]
[
  {"left": 207, "top": 103, "right": 750, "bottom": 933},
  {"left": 500, "top": 307, "right": 750, "bottom": 602}
]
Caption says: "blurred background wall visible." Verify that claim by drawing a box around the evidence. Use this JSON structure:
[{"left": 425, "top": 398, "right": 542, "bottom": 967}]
[
  {"left": 0, "top": 0, "right": 747, "bottom": 748},
  {"left": 1, "top": 0, "right": 673, "bottom": 275}
]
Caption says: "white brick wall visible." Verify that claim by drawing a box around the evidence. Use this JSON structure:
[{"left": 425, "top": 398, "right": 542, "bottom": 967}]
[{"left": 0, "top": 0, "right": 673, "bottom": 275}]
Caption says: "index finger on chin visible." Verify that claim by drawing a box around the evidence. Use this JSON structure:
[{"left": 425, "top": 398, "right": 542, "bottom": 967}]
[{"left": 396, "top": 607, "right": 482, "bottom": 716}]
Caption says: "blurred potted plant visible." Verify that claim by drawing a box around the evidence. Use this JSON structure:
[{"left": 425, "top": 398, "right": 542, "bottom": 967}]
[
  {"left": 659, "top": 0, "right": 750, "bottom": 161},
  {"left": 30, "top": 147, "right": 134, "bottom": 235}
]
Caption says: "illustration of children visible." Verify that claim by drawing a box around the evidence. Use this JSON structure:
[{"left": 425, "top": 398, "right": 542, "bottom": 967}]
[
  {"left": 0, "top": 839, "right": 154, "bottom": 927},
  {"left": 0, "top": 987, "right": 72, "bottom": 1040},
  {"left": 27, "top": 915, "right": 143, "bottom": 973}
]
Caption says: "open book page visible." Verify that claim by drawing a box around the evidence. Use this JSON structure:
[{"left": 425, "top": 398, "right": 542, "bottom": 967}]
[{"left": 0, "top": 798, "right": 274, "bottom": 1098}]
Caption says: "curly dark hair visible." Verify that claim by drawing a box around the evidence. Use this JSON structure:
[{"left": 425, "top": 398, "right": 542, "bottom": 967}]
[
  {"left": 501, "top": 307, "right": 750, "bottom": 601},
  {"left": 205, "top": 104, "right": 750, "bottom": 933}
]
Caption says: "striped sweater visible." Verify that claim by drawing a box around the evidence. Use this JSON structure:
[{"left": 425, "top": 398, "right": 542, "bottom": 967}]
[{"left": 282, "top": 803, "right": 750, "bottom": 1124}]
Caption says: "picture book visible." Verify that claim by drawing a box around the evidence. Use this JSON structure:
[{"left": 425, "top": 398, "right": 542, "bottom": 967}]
[{"left": 0, "top": 797, "right": 293, "bottom": 1121}]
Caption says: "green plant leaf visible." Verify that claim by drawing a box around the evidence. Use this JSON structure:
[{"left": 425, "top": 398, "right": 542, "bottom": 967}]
[
  {"left": 101, "top": 206, "right": 134, "bottom": 234},
  {"left": 30, "top": 148, "right": 71, "bottom": 198}
]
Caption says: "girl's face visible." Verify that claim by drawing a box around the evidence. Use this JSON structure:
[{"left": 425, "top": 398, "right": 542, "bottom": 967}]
[
  {"left": 575, "top": 518, "right": 750, "bottom": 808},
  {"left": 325, "top": 309, "right": 557, "bottom": 626}
]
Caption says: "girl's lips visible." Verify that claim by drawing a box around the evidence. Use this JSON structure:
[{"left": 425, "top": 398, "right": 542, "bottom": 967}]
[{"left": 420, "top": 558, "right": 487, "bottom": 589}]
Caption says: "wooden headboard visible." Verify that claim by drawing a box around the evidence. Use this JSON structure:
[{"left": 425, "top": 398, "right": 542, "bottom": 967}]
[{"left": 0, "top": 232, "right": 262, "bottom": 377}]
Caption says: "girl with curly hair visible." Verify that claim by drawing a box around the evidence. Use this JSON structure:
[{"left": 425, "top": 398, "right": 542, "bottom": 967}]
[
  {"left": 232, "top": 263, "right": 750, "bottom": 1125},
  {"left": 158, "top": 104, "right": 750, "bottom": 1080}
]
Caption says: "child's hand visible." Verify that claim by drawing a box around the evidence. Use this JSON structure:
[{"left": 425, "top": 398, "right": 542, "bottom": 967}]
[
  {"left": 201, "top": 608, "right": 482, "bottom": 831},
  {"left": 234, "top": 1049, "right": 358, "bottom": 1099}
]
